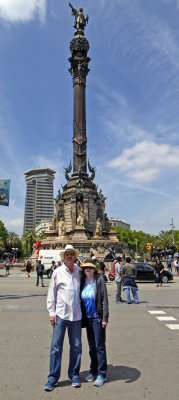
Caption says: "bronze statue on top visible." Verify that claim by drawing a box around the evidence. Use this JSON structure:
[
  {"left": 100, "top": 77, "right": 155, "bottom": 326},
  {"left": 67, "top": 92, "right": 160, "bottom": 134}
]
[{"left": 69, "top": 3, "right": 89, "bottom": 31}]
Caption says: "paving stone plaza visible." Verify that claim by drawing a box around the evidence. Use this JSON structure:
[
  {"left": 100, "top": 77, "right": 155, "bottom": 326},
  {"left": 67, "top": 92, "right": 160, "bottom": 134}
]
[{"left": 0, "top": 270, "right": 179, "bottom": 400}]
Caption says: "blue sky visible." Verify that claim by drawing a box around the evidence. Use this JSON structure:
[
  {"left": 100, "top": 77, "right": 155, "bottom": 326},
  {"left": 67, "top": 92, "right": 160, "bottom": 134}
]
[{"left": 1, "top": 0, "right": 179, "bottom": 236}]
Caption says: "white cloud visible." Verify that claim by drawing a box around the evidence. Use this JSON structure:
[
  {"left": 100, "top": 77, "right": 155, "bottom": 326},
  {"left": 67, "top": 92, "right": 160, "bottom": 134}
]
[
  {"left": 129, "top": 167, "right": 160, "bottom": 183},
  {"left": 0, "top": 0, "right": 46, "bottom": 22},
  {"left": 108, "top": 140, "right": 179, "bottom": 182}
]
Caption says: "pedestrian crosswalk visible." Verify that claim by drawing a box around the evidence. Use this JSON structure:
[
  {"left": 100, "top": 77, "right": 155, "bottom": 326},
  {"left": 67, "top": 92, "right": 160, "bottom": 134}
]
[
  {"left": 166, "top": 324, "right": 179, "bottom": 330},
  {"left": 148, "top": 310, "right": 166, "bottom": 315},
  {"left": 148, "top": 310, "right": 179, "bottom": 333},
  {"left": 155, "top": 316, "right": 177, "bottom": 321}
]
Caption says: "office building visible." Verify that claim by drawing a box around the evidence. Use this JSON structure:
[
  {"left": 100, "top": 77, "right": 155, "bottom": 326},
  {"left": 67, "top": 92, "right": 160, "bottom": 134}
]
[
  {"left": 109, "top": 217, "right": 130, "bottom": 230},
  {"left": 24, "top": 168, "right": 56, "bottom": 232}
]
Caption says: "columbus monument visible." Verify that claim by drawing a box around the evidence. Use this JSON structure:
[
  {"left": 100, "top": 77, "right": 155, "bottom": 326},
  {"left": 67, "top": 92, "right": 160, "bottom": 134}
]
[{"left": 40, "top": 5, "right": 126, "bottom": 257}]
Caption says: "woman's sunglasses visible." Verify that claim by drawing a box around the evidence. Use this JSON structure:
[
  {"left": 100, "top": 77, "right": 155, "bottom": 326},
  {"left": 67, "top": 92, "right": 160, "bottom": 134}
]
[{"left": 84, "top": 266, "right": 95, "bottom": 270}]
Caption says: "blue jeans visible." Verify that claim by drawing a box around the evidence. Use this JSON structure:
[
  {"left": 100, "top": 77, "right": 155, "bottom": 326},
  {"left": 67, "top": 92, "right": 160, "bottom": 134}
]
[
  {"left": 116, "top": 281, "right": 122, "bottom": 301},
  {"left": 86, "top": 318, "right": 107, "bottom": 378},
  {"left": 125, "top": 287, "right": 139, "bottom": 303},
  {"left": 47, "top": 316, "right": 82, "bottom": 385},
  {"left": 36, "top": 273, "right": 44, "bottom": 286}
]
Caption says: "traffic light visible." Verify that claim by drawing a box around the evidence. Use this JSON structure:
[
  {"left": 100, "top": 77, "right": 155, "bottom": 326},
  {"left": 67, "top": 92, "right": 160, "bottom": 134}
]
[{"left": 146, "top": 243, "right": 151, "bottom": 251}]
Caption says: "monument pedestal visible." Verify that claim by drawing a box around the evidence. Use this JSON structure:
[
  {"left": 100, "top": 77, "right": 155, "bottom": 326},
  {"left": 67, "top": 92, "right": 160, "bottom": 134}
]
[
  {"left": 56, "top": 235, "right": 67, "bottom": 241},
  {"left": 72, "top": 226, "right": 88, "bottom": 241},
  {"left": 108, "top": 229, "right": 120, "bottom": 241}
]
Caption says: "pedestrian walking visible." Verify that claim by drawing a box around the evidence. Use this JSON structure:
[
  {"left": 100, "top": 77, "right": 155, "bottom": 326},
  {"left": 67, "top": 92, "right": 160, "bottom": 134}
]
[
  {"left": 57, "top": 260, "right": 62, "bottom": 268},
  {"left": 177, "top": 262, "right": 179, "bottom": 276},
  {"left": 98, "top": 258, "right": 106, "bottom": 277},
  {"left": 36, "top": 260, "right": 44, "bottom": 287},
  {"left": 91, "top": 256, "right": 101, "bottom": 274},
  {"left": 154, "top": 259, "right": 164, "bottom": 287},
  {"left": 121, "top": 257, "right": 139, "bottom": 304},
  {"left": 80, "top": 260, "right": 108, "bottom": 387},
  {"left": 26, "top": 260, "right": 32, "bottom": 278},
  {"left": 115, "top": 256, "right": 123, "bottom": 303},
  {"left": 24, "top": 258, "right": 29, "bottom": 267},
  {"left": 49, "top": 261, "right": 56, "bottom": 278},
  {"left": 113, "top": 259, "right": 117, "bottom": 272},
  {"left": 174, "top": 258, "right": 179, "bottom": 274},
  {"left": 166, "top": 258, "right": 172, "bottom": 272},
  {"left": 4, "top": 258, "right": 10, "bottom": 276},
  {"left": 44, "top": 244, "right": 82, "bottom": 391}
]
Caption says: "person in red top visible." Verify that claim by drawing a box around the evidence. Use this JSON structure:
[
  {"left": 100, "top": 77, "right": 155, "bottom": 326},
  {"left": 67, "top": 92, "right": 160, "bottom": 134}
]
[{"left": 113, "top": 259, "right": 117, "bottom": 272}]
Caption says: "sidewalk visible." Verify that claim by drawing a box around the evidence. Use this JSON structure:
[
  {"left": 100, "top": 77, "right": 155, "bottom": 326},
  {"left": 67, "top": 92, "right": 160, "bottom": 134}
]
[{"left": 0, "top": 273, "right": 179, "bottom": 400}]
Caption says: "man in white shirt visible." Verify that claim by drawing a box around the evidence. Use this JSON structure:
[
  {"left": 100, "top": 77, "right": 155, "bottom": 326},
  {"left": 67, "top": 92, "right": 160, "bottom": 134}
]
[
  {"left": 174, "top": 258, "right": 179, "bottom": 275},
  {"left": 44, "top": 244, "right": 82, "bottom": 391},
  {"left": 115, "top": 257, "right": 123, "bottom": 303}
]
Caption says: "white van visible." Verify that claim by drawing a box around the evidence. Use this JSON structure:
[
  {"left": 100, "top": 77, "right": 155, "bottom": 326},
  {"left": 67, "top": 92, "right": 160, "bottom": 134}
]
[{"left": 38, "top": 249, "right": 62, "bottom": 270}]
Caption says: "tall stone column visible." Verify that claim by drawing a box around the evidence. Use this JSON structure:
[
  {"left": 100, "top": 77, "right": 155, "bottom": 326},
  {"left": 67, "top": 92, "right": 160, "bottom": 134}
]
[{"left": 69, "top": 33, "right": 90, "bottom": 175}]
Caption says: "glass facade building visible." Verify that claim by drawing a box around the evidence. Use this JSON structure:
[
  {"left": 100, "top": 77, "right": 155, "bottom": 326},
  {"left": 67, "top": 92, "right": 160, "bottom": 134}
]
[{"left": 23, "top": 168, "right": 56, "bottom": 233}]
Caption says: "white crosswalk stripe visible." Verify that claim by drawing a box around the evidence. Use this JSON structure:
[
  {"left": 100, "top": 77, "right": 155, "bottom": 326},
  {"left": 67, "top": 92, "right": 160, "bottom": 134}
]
[
  {"left": 156, "top": 316, "right": 177, "bottom": 321},
  {"left": 148, "top": 309, "right": 179, "bottom": 334},
  {"left": 148, "top": 310, "right": 166, "bottom": 315},
  {"left": 166, "top": 324, "right": 179, "bottom": 330}
]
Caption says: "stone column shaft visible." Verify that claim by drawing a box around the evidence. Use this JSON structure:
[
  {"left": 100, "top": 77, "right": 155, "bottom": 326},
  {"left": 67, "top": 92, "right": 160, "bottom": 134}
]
[
  {"left": 69, "top": 34, "right": 90, "bottom": 176},
  {"left": 73, "top": 76, "right": 87, "bottom": 173}
]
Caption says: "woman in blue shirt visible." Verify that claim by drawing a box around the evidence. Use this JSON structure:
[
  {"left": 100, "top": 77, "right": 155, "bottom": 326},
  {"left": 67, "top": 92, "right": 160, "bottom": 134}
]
[{"left": 81, "top": 260, "right": 109, "bottom": 387}]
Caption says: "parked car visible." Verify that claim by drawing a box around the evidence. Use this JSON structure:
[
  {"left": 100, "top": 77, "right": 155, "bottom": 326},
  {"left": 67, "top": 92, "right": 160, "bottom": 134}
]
[
  {"left": 134, "top": 262, "right": 173, "bottom": 283},
  {"left": 108, "top": 262, "right": 173, "bottom": 283}
]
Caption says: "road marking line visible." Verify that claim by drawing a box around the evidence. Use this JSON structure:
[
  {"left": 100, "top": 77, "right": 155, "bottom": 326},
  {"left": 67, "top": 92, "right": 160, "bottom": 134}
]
[
  {"left": 156, "top": 316, "right": 177, "bottom": 321},
  {"left": 166, "top": 324, "right": 179, "bottom": 330},
  {"left": 148, "top": 310, "right": 166, "bottom": 314}
]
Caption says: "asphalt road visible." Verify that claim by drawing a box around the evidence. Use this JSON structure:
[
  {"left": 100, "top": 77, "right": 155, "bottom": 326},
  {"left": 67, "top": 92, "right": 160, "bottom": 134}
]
[{"left": 0, "top": 270, "right": 179, "bottom": 400}]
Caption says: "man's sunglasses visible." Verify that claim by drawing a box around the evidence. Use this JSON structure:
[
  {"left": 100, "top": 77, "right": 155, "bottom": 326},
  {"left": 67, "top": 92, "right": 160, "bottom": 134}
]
[{"left": 64, "top": 252, "right": 76, "bottom": 257}]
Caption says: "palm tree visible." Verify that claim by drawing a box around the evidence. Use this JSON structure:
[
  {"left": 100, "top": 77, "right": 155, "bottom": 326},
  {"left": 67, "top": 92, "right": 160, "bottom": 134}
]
[
  {"left": 22, "top": 229, "right": 37, "bottom": 257},
  {"left": 6, "top": 232, "right": 20, "bottom": 247},
  {"left": 158, "top": 231, "right": 173, "bottom": 250},
  {"left": 6, "top": 232, "right": 22, "bottom": 257}
]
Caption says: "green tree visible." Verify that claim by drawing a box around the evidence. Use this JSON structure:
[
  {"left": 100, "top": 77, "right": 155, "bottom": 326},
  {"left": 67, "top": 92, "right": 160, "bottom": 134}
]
[
  {"left": 6, "top": 231, "right": 22, "bottom": 249},
  {"left": 22, "top": 229, "right": 37, "bottom": 257},
  {"left": 173, "top": 230, "right": 179, "bottom": 251},
  {"left": 0, "top": 237, "right": 4, "bottom": 251},
  {"left": 114, "top": 226, "right": 158, "bottom": 258},
  {"left": 0, "top": 220, "right": 8, "bottom": 247},
  {"left": 114, "top": 227, "right": 146, "bottom": 257},
  {"left": 158, "top": 231, "right": 173, "bottom": 250},
  {"left": 5, "top": 231, "right": 22, "bottom": 258}
]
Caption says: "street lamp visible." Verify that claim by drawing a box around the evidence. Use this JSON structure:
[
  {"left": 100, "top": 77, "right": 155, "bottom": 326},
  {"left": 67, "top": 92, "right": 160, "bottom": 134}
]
[
  {"left": 170, "top": 218, "right": 175, "bottom": 246},
  {"left": 12, "top": 248, "right": 18, "bottom": 260},
  {"left": 135, "top": 239, "right": 138, "bottom": 260}
]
